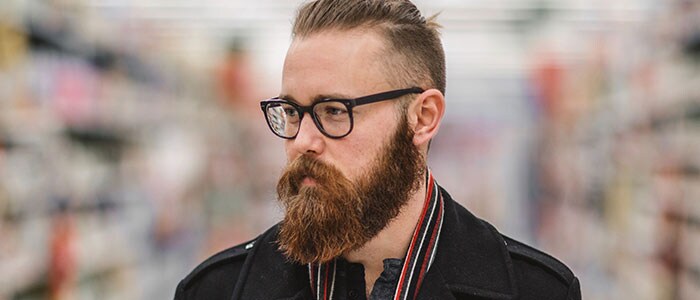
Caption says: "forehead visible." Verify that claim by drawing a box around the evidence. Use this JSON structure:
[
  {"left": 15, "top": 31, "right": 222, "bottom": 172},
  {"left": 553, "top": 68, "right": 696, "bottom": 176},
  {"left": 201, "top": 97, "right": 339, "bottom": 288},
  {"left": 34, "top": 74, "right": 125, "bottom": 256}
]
[{"left": 281, "top": 29, "right": 392, "bottom": 103}]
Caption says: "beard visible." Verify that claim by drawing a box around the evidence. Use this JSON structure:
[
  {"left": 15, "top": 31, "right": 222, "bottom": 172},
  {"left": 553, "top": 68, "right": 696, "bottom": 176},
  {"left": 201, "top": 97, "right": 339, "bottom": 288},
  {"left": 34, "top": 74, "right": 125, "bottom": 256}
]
[{"left": 276, "top": 115, "right": 425, "bottom": 264}]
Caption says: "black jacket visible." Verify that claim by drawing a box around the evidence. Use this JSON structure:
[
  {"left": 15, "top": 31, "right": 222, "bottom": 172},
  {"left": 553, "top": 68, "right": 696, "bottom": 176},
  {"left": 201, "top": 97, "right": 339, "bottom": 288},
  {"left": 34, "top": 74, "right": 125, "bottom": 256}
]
[{"left": 175, "top": 187, "right": 581, "bottom": 299}]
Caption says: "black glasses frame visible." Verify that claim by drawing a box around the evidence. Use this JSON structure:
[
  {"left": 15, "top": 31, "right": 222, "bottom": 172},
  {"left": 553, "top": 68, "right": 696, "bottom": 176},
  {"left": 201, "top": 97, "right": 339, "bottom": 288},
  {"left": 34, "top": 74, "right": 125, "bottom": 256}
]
[{"left": 260, "top": 87, "right": 424, "bottom": 139}]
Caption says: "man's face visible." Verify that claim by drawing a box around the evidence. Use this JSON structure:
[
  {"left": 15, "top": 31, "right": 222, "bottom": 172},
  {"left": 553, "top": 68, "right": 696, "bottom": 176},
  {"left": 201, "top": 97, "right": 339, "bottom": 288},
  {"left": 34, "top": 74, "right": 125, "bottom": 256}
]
[
  {"left": 280, "top": 29, "right": 401, "bottom": 179},
  {"left": 275, "top": 29, "right": 425, "bottom": 263}
]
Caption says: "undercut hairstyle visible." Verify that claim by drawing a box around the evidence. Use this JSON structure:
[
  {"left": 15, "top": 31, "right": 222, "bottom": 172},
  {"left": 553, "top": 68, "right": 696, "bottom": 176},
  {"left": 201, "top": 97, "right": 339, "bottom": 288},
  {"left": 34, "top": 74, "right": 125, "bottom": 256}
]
[{"left": 292, "top": 0, "right": 446, "bottom": 96}]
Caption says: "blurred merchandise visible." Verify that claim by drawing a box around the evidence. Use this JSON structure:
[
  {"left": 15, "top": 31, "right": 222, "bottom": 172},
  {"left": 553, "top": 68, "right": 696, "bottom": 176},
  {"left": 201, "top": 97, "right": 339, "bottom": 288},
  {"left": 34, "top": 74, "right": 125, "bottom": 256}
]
[
  {"left": 521, "top": 1, "right": 700, "bottom": 299},
  {"left": 0, "top": 1, "right": 281, "bottom": 299},
  {"left": 0, "top": 0, "right": 699, "bottom": 300}
]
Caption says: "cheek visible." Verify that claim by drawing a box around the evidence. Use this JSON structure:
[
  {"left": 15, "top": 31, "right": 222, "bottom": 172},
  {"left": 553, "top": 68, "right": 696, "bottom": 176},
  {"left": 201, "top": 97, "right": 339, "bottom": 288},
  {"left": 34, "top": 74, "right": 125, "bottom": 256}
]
[
  {"left": 284, "top": 140, "right": 301, "bottom": 162},
  {"left": 334, "top": 136, "right": 385, "bottom": 179},
  {"left": 348, "top": 115, "right": 397, "bottom": 159},
  {"left": 351, "top": 116, "right": 397, "bottom": 155},
  {"left": 284, "top": 142, "right": 293, "bottom": 160}
]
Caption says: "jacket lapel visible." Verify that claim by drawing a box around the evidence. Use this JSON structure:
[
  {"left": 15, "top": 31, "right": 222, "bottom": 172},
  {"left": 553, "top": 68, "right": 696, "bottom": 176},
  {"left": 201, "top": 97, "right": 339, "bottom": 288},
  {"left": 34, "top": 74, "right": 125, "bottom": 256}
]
[
  {"left": 231, "top": 225, "right": 311, "bottom": 300},
  {"left": 414, "top": 266, "right": 457, "bottom": 300}
]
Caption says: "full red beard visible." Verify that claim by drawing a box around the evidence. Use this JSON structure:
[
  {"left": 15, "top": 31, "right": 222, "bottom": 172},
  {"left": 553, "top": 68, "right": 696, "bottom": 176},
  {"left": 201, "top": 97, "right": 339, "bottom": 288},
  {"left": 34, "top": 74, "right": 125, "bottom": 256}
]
[{"left": 276, "top": 116, "right": 425, "bottom": 264}]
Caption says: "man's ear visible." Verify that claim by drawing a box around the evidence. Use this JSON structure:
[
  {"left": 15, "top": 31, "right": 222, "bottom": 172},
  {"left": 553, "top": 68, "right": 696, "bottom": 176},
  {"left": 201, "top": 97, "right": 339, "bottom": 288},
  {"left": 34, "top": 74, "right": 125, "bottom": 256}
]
[{"left": 407, "top": 89, "right": 445, "bottom": 148}]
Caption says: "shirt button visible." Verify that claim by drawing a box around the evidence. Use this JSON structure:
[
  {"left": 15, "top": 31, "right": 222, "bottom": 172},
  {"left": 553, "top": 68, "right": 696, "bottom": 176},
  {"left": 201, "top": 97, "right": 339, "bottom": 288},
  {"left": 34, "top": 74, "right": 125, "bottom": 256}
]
[{"left": 348, "top": 290, "right": 357, "bottom": 299}]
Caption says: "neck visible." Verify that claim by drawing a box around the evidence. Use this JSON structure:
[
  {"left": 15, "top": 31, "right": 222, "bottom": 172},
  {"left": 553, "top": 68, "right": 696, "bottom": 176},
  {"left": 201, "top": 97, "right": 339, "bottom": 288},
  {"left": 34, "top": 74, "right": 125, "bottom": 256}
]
[{"left": 342, "top": 179, "right": 428, "bottom": 296}]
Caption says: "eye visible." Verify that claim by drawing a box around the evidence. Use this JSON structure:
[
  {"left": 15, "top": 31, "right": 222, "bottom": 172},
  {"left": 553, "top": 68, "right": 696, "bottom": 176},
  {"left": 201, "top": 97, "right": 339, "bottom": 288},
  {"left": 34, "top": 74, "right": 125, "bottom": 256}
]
[
  {"left": 324, "top": 106, "right": 347, "bottom": 116},
  {"left": 284, "top": 107, "right": 298, "bottom": 117}
]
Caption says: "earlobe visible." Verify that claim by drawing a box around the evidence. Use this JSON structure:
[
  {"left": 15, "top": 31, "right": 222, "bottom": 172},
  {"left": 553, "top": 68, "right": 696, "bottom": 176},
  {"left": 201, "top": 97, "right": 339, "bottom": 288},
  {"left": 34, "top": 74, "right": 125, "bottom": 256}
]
[{"left": 411, "top": 89, "right": 445, "bottom": 148}]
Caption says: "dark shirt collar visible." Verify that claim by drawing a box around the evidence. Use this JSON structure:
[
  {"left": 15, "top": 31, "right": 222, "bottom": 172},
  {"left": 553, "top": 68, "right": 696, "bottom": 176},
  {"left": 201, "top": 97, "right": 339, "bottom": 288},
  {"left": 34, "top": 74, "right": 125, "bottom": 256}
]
[
  {"left": 369, "top": 259, "right": 402, "bottom": 299},
  {"left": 324, "top": 258, "right": 402, "bottom": 300}
]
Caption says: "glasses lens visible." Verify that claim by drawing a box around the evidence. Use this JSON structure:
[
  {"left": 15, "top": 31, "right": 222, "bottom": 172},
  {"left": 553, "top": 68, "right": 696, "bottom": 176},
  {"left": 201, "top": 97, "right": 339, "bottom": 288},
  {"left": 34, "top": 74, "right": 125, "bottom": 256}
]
[
  {"left": 313, "top": 101, "right": 351, "bottom": 137},
  {"left": 266, "top": 102, "right": 300, "bottom": 138}
]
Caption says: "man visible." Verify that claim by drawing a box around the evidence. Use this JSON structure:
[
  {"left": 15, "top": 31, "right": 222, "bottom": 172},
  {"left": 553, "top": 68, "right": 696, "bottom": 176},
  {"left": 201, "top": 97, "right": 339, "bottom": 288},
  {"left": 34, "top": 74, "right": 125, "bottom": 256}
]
[{"left": 175, "top": 0, "right": 581, "bottom": 299}]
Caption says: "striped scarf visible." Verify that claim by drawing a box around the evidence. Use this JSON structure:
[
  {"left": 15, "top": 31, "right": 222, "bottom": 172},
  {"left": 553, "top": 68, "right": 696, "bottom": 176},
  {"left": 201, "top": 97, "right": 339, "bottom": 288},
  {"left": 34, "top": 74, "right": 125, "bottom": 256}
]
[{"left": 309, "top": 170, "right": 445, "bottom": 300}]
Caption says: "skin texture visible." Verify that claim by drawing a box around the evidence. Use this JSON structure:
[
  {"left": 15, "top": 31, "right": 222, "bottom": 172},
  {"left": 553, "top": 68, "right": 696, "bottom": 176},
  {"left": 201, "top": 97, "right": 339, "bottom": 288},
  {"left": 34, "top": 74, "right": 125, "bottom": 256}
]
[{"left": 280, "top": 27, "right": 445, "bottom": 296}]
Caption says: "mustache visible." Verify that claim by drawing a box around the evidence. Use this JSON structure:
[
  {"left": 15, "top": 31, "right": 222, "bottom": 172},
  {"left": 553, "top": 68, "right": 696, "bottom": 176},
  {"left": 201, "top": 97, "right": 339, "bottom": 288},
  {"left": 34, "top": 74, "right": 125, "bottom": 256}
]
[{"left": 278, "top": 155, "right": 344, "bottom": 195}]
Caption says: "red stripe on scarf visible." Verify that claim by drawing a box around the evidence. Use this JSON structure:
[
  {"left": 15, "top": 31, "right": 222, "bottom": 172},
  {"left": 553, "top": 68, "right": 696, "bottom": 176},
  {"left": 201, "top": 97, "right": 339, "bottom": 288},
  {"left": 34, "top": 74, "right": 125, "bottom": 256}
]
[
  {"left": 394, "top": 175, "right": 435, "bottom": 300},
  {"left": 413, "top": 190, "right": 443, "bottom": 299}
]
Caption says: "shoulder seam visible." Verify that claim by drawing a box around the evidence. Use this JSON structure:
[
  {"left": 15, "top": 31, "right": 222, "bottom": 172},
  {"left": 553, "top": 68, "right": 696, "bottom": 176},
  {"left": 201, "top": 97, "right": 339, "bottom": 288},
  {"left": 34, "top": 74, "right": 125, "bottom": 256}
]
[
  {"left": 566, "top": 276, "right": 582, "bottom": 299},
  {"left": 180, "top": 236, "right": 258, "bottom": 289},
  {"left": 503, "top": 236, "right": 574, "bottom": 286}
]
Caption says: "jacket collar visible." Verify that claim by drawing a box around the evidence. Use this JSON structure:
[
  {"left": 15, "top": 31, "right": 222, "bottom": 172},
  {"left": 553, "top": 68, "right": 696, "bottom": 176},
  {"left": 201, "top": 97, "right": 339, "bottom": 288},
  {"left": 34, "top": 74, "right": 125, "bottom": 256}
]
[
  {"left": 231, "top": 186, "right": 518, "bottom": 300},
  {"left": 418, "top": 186, "right": 518, "bottom": 299},
  {"left": 231, "top": 224, "right": 312, "bottom": 300}
]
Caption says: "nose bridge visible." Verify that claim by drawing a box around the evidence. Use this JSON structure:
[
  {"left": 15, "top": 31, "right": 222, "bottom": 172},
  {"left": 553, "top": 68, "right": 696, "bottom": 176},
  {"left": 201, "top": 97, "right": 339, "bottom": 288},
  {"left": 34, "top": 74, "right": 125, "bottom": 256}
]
[{"left": 292, "top": 111, "right": 324, "bottom": 154}]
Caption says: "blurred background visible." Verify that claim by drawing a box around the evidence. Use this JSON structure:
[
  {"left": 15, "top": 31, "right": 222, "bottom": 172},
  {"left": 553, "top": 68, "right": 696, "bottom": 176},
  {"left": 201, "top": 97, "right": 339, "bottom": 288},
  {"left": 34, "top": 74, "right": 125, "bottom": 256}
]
[{"left": 0, "top": 0, "right": 699, "bottom": 299}]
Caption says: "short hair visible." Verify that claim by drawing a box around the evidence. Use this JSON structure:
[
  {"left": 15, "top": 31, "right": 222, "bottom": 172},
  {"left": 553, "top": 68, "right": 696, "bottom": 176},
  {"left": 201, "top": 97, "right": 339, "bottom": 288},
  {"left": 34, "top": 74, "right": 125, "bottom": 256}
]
[{"left": 292, "top": 0, "right": 446, "bottom": 96}]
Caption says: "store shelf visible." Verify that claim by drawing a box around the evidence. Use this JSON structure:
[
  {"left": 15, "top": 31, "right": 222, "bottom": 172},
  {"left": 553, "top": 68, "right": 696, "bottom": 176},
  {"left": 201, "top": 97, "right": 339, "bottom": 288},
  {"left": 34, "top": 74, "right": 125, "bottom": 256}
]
[{"left": 2, "top": 1, "right": 700, "bottom": 299}]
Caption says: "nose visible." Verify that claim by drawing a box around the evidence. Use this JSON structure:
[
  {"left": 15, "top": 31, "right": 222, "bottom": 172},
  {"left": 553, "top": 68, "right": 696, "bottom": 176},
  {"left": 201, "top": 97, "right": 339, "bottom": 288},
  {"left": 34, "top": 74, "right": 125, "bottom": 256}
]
[{"left": 287, "top": 113, "right": 325, "bottom": 156}]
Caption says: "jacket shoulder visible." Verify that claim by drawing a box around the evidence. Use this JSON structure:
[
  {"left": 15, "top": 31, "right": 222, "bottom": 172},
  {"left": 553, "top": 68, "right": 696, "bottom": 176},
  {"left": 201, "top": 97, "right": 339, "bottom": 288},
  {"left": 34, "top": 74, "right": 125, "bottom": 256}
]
[
  {"left": 175, "top": 237, "right": 258, "bottom": 300},
  {"left": 504, "top": 236, "right": 574, "bottom": 284},
  {"left": 503, "top": 236, "right": 581, "bottom": 299}
]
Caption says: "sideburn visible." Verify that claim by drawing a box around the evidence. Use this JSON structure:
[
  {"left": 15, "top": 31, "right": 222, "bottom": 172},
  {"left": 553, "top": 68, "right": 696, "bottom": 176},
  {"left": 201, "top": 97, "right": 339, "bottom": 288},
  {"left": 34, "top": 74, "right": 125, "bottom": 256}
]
[{"left": 356, "top": 115, "right": 424, "bottom": 239}]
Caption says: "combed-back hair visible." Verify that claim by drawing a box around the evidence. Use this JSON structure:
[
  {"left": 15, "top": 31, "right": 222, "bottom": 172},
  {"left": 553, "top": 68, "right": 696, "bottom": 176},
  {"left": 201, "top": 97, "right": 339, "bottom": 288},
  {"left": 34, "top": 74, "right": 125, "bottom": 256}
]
[{"left": 292, "top": 0, "right": 446, "bottom": 95}]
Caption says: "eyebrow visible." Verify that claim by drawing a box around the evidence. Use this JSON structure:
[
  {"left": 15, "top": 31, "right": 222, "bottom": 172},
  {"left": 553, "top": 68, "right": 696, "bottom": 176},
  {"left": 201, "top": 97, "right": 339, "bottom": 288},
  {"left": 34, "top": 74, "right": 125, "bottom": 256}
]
[{"left": 277, "top": 93, "right": 354, "bottom": 105}]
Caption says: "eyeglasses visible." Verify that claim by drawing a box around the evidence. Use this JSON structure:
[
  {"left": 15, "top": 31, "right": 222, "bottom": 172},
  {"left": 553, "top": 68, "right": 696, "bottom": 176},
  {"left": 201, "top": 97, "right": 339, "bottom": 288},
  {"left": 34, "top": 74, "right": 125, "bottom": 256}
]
[{"left": 260, "top": 87, "right": 424, "bottom": 139}]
